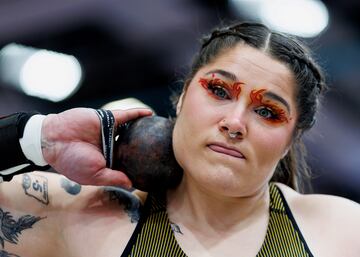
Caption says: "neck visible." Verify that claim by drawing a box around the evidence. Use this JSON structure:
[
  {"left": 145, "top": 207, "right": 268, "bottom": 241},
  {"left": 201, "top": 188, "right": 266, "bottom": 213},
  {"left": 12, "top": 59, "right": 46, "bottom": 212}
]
[{"left": 167, "top": 175, "right": 270, "bottom": 233}]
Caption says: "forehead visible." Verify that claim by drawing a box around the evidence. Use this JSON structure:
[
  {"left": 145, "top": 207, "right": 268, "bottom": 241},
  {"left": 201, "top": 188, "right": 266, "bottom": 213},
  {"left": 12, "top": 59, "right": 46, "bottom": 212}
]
[{"left": 203, "top": 44, "right": 296, "bottom": 97}]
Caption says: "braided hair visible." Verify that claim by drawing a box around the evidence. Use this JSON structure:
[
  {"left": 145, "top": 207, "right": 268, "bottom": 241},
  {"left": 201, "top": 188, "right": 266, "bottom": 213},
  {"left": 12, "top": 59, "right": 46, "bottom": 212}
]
[{"left": 173, "top": 22, "right": 326, "bottom": 192}]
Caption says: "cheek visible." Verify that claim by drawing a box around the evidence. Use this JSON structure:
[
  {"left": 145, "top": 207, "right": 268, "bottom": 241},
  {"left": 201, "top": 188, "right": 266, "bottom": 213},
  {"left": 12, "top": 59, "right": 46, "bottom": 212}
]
[
  {"left": 178, "top": 85, "right": 219, "bottom": 130},
  {"left": 172, "top": 92, "right": 201, "bottom": 168},
  {"left": 172, "top": 119, "right": 186, "bottom": 169},
  {"left": 251, "top": 125, "right": 293, "bottom": 167},
  {"left": 172, "top": 85, "right": 219, "bottom": 168}
]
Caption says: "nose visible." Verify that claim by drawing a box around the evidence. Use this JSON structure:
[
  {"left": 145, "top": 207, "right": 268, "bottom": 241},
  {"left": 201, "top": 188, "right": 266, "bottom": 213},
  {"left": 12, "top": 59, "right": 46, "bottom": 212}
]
[{"left": 219, "top": 108, "right": 248, "bottom": 139}]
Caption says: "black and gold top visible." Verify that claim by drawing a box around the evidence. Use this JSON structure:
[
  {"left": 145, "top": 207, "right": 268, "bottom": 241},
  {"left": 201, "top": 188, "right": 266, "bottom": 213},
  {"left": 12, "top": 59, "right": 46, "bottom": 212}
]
[{"left": 121, "top": 183, "right": 314, "bottom": 256}]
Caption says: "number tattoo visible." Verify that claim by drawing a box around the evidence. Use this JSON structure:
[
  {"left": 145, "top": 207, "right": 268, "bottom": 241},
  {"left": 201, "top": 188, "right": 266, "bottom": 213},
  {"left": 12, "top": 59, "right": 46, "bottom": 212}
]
[{"left": 22, "top": 174, "right": 49, "bottom": 205}]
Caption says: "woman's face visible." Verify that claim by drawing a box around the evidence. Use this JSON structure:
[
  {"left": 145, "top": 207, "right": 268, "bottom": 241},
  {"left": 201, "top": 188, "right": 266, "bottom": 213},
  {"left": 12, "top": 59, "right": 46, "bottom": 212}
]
[{"left": 172, "top": 44, "right": 298, "bottom": 197}]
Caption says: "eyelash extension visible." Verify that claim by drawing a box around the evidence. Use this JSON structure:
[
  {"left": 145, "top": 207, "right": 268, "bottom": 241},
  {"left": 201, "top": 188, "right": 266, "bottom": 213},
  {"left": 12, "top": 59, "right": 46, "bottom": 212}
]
[
  {"left": 207, "top": 80, "right": 231, "bottom": 99},
  {"left": 198, "top": 77, "right": 242, "bottom": 100},
  {"left": 250, "top": 89, "right": 289, "bottom": 124},
  {"left": 199, "top": 77, "right": 230, "bottom": 99},
  {"left": 255, "top": 105, "right": 288, "bottom": 123}
]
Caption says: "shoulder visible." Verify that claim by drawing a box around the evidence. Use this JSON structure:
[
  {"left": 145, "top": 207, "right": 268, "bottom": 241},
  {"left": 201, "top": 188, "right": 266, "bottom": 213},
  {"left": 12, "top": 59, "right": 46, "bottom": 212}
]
[
  {"left": 0, "top": 171, "right": 102, "bottom": 212},
  {"left": 0, "top": 172, "right": 146, "bottom": 219},
  {"left": 274, "top": 182, "right": 360, "bottom": 256},
  {"left": 0, "top": 171, "right": 88, "bottom": 257},
  {"left": 274, "top": 182, "right": 360, "bottom": 219},
  {"left": 0, "top": 171, "right": 145, "bottom": 257}
]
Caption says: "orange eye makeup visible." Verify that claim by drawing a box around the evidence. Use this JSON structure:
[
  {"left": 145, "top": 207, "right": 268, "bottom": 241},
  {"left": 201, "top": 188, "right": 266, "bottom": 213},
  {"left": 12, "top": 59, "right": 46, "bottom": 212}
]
[
  {"left": 250, "top": 89, "right": 290, "bottom": 124},
  {"left": 198, "top": 74, "right": 244, "bottom": 100},
  {"left": 198, "top": 73, "right": 291, "bottom": 125}
]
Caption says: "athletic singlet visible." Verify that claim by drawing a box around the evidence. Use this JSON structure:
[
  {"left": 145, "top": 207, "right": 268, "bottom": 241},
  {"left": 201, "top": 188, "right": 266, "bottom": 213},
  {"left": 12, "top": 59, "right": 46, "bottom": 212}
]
[{"left": 121, "top": 183, "right": 314, "bottom": 256}]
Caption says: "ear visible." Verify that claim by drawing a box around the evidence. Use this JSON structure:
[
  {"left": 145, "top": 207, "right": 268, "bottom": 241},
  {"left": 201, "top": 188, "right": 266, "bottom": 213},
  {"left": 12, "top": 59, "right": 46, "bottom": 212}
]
[{"left": 176, "top": 92, "right": 185, "bottom": 115}]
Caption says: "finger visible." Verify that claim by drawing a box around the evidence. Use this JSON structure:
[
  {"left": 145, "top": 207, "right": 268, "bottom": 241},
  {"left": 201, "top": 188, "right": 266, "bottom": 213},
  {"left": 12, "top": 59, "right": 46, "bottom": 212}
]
[
  {"left": 112, "top": 108, "right": 153, "bottom": 126},
  {"left": 92, "top": 168, "right": 133, "bottom": 188}
]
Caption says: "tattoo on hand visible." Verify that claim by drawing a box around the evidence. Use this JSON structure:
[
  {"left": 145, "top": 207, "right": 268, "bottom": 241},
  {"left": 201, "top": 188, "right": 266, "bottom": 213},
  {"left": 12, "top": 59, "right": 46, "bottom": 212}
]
[
  {"left": 60, "top": 178, "right": 81, "bottom": 195},
  {"left": 105, "top": 187, "right": 141, "bottom": 223},
  {"left": 0, "top": 250, "right": 20, "bottom": 257},
  {"left": 170, "top": 222, "right": 183, "bottom": 235},
  {"left": 0, "top": 208, "right": 44, "bottom": 248},
  {"left": 22, "top": 174, "right": 49, "bottom": 205}
]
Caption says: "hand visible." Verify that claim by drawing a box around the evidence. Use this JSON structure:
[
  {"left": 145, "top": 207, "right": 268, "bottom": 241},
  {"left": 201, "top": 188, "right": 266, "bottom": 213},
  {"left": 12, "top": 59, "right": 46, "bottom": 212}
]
[{"left": 41, "top": 107, "right": 153, "bottom": 187}]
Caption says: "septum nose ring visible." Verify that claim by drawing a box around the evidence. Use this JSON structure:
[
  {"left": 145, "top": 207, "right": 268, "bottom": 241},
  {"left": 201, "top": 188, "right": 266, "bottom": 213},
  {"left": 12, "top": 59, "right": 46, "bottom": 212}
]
[{"left": 228, "top": 132, "right": 239, "bottom": 139}]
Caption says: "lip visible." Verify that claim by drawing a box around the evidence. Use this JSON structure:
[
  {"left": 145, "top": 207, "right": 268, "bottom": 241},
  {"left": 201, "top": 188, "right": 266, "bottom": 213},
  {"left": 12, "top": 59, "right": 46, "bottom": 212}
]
[{"left": 207, "top": 142, "right": 245, "bottom": 159}]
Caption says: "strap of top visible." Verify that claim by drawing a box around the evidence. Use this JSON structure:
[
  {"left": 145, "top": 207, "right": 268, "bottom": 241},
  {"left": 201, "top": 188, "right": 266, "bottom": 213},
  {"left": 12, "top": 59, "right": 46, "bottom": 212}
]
[{"left": 256, "top": 183, "right": 314, "bottom": 257}]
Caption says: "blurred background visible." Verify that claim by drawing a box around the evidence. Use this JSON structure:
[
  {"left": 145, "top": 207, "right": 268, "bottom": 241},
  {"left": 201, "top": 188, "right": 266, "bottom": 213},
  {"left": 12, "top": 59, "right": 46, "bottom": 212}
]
[{"left": 0, "top": 0, "right": 358, "bottom": 202}]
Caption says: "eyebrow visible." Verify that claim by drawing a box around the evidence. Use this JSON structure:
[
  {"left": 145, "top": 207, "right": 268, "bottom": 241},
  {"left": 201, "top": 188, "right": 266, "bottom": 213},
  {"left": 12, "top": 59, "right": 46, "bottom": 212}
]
[
  {"left": 264, "top": 91, "right": 291, "bottom": 113},
  {"left": 205, "top": 69, "right": 238, "bottom": 81}
]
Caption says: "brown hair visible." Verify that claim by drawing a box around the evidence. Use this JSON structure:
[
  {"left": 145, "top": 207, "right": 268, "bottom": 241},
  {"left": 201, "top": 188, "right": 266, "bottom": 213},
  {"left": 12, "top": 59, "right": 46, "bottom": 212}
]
[{"left": 172, "top": 22, "right": 327, "bottom": 193}]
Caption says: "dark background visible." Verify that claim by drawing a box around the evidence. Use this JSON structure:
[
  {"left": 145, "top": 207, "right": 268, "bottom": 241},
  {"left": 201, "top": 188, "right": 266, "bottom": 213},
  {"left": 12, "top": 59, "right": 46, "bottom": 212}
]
[{"left": 0, "top": 0, "right": 359, "bottom": 202}]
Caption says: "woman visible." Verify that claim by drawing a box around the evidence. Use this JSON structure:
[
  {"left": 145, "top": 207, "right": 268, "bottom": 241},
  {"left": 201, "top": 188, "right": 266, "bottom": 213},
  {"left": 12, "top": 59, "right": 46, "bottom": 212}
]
[{"left": 1, "top": 22, "right": 359, "bottom": 257}]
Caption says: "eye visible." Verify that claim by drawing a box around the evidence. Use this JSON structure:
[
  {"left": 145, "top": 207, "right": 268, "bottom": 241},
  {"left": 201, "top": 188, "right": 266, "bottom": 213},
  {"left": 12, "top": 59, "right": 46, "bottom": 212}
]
[
  {"left": 208, "top": 84, "right": 230, "bottom": 99},
  {"left": 255, "top": 107, "right": 276, "bottom": 119}
]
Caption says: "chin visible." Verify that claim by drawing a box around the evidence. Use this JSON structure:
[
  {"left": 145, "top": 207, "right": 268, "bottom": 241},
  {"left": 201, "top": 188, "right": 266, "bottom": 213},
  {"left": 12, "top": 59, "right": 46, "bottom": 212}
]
[
  {"left": 196, "top": 171, "right": 267, "bottom": 197},
  {"left": 192, "top": 168, "right": 242, "bottom": 192}
]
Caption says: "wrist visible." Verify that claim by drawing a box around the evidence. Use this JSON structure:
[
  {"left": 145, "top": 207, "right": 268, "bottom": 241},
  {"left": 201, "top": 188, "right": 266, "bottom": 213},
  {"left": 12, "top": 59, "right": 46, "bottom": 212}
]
[
  {"left": 20, "top": 114, "right": 48, "bottom": 166},
  {"left": 40, "top": 113, "right": 58, "bottom": 165}
]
